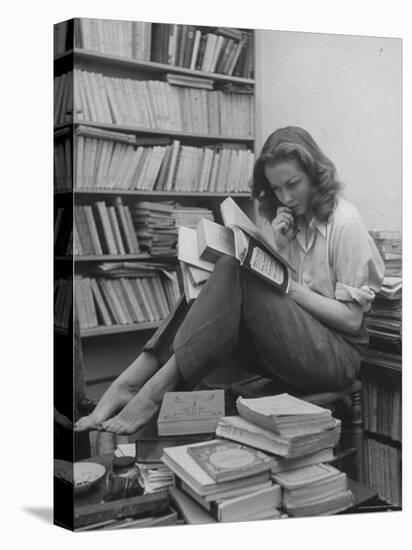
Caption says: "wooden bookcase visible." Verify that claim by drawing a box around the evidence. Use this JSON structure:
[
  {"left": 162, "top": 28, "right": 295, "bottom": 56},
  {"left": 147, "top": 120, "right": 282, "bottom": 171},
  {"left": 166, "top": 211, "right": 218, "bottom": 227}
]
[
  {"left": 54, "top": 18, "right": 256, "bottom": 400},
  {"left": 360, "top": 360, "right": 402, "bottom": 508}
]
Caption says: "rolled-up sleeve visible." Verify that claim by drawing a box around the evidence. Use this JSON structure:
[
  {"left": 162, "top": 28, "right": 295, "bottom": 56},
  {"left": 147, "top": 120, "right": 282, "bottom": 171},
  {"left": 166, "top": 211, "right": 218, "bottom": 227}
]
[{"left": 332, "top": 217, "right": 385, "bottom": 312}]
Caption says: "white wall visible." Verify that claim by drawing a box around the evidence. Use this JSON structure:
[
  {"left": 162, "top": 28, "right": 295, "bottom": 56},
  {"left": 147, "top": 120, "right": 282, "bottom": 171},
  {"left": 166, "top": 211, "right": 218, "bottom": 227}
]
[{"left": 255, "top": 30, "right": 402, "bottom": 231}]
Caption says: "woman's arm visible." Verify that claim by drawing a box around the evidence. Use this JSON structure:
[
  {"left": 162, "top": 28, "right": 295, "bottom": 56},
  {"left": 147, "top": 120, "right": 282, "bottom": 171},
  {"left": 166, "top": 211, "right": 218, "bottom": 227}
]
[{"left": 288, "top": 279, "right": 363, "bottom": 333}]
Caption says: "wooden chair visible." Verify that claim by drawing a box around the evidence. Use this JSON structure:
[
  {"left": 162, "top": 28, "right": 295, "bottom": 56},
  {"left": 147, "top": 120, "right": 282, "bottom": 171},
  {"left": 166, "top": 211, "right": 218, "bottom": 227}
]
[{"left": 223, "top": 376, "right": 365, "bottom": 483}]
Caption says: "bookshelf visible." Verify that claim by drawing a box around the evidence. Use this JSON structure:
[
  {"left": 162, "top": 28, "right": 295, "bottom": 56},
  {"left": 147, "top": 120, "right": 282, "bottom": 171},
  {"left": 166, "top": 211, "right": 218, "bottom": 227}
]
[
  {"left": 54, "top": 18, "right": 256, "bottom": 397},
  {"left": 360, "top": 231, "right": 402, "bottom": 508}
]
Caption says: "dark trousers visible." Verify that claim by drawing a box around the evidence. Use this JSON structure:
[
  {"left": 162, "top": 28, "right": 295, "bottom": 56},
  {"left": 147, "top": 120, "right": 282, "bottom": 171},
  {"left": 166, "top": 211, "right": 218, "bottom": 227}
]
[{"left": 144, "top": 256, "right": 362, "bottom": 393}]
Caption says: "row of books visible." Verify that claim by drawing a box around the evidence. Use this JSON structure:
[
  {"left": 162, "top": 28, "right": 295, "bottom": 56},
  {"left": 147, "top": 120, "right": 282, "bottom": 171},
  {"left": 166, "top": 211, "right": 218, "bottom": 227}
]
[
  {"left": 54, "top": 136, "right": 72, "bottom": 191},
  {"left": 74, "top": 200, "right": 140, "bottom": 256},
  {"left": 159, "top": 391, "right": 353, "bottom": 520},
  {"left": 361, "top": 375, "right": 401, "bottom": 442},
  {"left": 365, "top": 436, "right": 401, "bottom": 507},
  {"left": 72, "top": 272, "right": 180, "bottom": 329},
  {"left": 71, "top": 131, "right": 254, "bottom": 193},
  {"left": 55, "top": 70, "right": 255, "bottom": 136},
  {"left": 55, "top": 201, "right": 216, "bottom": 257},
  {"left": 54, "top": 20, "right": 74, "bottom": 56},
  {"left": 74, "top": 19, "right": 152, "bottom": 60},
  {"left": 54, "top": 278, "right": 72, "bottom": 330},
  {"left": 54, "top": 207, "right": 72, "bottom": 256},
  {"left": 365, "top": 230, "right": 402, "bottom": 353},
  {"left": 151, "top": 24, "right": 254, "bottom": 79},
  {"left": 57, "top": 19, "right": 254, "bottom": 79}
]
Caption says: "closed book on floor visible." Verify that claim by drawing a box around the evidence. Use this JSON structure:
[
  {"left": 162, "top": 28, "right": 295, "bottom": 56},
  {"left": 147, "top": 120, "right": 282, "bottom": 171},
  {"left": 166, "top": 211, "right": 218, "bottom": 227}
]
[
  {"left": 186, "top": 439, "right": 275, "bottom": 482},
  {"left": 216, "top": 415, "right": 341, "bottom": 458},
  {"left": 283, "top": 473, "right": 348, "bottom": 507},
  {"left": 157, "top": 390, "right": 225, "bottom": 436},
  {"left": 237, "top": 393, "right": 335, "bottom": 436},
  {"left": 161, "top": 440, "right": 271, "bottom": 497},
  {"left": 215, "top": 484, "right": 281, "bottom": 523}
]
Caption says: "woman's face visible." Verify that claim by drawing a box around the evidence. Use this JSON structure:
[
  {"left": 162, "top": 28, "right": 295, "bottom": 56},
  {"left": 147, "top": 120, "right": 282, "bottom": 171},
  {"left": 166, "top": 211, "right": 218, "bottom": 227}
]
[{"left": 264, "top": 159, "right": 316, "bottom": 219}]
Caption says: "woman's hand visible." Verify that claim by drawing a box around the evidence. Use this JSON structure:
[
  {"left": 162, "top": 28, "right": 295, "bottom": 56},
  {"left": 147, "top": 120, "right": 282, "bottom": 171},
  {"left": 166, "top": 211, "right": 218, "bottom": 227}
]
[{"left": 272, "top": 207, "right": 296, "bottom": 250}]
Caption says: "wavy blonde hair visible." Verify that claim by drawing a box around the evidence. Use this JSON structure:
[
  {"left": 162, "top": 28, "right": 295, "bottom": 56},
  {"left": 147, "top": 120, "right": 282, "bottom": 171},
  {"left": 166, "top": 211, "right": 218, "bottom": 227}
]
[{"left": 251, "top": 127, "right": 343, "bottom": 223}]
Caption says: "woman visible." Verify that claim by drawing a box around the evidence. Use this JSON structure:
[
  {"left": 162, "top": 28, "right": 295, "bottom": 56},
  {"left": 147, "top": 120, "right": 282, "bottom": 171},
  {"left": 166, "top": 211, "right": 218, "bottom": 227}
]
[{"left": 75, "top": 126, "right": 384, "bottom": 436}]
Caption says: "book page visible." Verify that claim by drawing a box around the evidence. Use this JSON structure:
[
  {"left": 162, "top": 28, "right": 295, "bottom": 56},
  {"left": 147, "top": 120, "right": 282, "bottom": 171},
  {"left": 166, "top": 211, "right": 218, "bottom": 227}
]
[
  {"left": 231, "top": 226, "right": 249, "bottom": 261},
  {"left": 178, "top": 226, "right": 214, "bottom": 272},
  {"left": 249, "top": 246, "right": 285, "bottom": 285},
  {"left": 221, "top": 197, "right": 295, "bottom": 272}
]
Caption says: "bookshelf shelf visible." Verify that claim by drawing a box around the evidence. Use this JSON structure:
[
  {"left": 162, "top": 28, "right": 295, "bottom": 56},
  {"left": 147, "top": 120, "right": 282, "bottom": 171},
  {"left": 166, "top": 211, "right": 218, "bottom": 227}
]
[
  {"left": 56, "top": 253, "right": 154, "bottom": 261},
  {"left": 57, "top": 189, "right": 252, "bottom": 198},
  {"left": 81, "top": 321, "right": 162, "bottom": 337},
  {"left": 54, "top": 121, "right": 255, "bottom": 143},
  {"left": 55, "top": 48, "right": 255, "bottom": 86}
]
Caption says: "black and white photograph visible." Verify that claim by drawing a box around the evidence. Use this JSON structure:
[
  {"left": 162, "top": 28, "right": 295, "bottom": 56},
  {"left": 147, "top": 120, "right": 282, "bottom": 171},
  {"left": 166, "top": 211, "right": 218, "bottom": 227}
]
[
  {"left": 52, "top": 14, "right": 403, "bottom": 531},
  {"left": 3, "top": 0, "right": 409, "bottom": 548}
]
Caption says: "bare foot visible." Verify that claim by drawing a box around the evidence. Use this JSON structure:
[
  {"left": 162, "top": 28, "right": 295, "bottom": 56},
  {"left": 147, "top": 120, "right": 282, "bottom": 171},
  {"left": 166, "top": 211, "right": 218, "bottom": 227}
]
[
  {"left": 74, "top": 414, "right": 102, "bottom": 432},
  {"left": 101, "top": 354, "right": 180, "bottom": 435},
  {"left": 101, "top": 391, "right": 159, "bottom": 435}
]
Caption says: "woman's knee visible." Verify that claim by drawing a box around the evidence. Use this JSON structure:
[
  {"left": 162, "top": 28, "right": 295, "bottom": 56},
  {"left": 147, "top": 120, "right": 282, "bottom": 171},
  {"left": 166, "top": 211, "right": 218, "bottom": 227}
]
[{"left": 214, "top": 255, "right": 241, "bottom": 275}]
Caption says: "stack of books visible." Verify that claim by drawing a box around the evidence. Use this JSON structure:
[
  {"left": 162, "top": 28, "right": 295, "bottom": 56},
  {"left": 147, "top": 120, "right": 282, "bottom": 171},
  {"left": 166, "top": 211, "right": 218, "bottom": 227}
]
[
  {"left": 115, "top": 443, "right": 175, "bottom": 494},
  {"left": 177, "top": 197, "right": 290, "bottom": 302},
  {"left": 364, "top": 230, "right": 402, "bottom": 364},
  {"left": 162, "top": 439, "right": 281, "bottom": 522},
  {"left": 273, "top": 463, "right": 354, "bottom": 517},
  {"left": 215, "top": 393, "right": 354, "bottom": 516},
  {"left": 129, "top": 201, "right": 177, "bottom": 257},
  {"left": 172, "top": 205, "right": 214, "bottom": 230}
]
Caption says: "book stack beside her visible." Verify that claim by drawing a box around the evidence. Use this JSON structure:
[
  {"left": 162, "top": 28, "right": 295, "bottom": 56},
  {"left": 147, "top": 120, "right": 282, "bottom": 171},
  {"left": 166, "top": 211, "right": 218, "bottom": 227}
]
[
  {"left": 215, "top": 393, "right": 354, "bottom": 516},
  {"left": 364, "top": 230, "right": 402, "bottom": 369}
]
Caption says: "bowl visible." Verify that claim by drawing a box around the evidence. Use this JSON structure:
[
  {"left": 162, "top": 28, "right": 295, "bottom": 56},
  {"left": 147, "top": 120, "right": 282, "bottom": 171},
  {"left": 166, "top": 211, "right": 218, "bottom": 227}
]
[{"left": 73, "top": 462, "right": 106, "bottom": 495}]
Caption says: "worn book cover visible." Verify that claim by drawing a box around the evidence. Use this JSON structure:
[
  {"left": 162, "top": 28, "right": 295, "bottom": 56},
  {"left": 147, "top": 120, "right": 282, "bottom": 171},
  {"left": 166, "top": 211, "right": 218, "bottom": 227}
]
[
  {"left": 186, "top": 439, "right": 275, "bottom": 482},
  {"left": 236, "top": 393, "right": 334, "bottom": 436},
  {"left": 157, "top": 390, "right": 225, "bottom": 435}
]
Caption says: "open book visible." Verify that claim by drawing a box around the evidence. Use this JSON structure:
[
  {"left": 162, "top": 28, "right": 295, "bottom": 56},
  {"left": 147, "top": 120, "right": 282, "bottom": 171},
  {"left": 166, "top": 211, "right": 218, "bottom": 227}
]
[{"left": 199, "top": 197, "right": 291, "bottom": 292}]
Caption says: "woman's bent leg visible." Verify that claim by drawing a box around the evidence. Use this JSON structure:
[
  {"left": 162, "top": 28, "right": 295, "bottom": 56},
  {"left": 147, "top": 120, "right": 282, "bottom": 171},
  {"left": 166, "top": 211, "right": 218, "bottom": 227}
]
[{"left": 173, "top": 256, "right": 361, "bottom": 393}]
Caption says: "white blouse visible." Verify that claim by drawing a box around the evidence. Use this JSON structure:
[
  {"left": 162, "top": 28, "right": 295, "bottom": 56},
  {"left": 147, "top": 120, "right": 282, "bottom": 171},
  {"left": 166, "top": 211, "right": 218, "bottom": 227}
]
[{"left": 280, "top": 197, "right": 385, "bottom": 312}]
